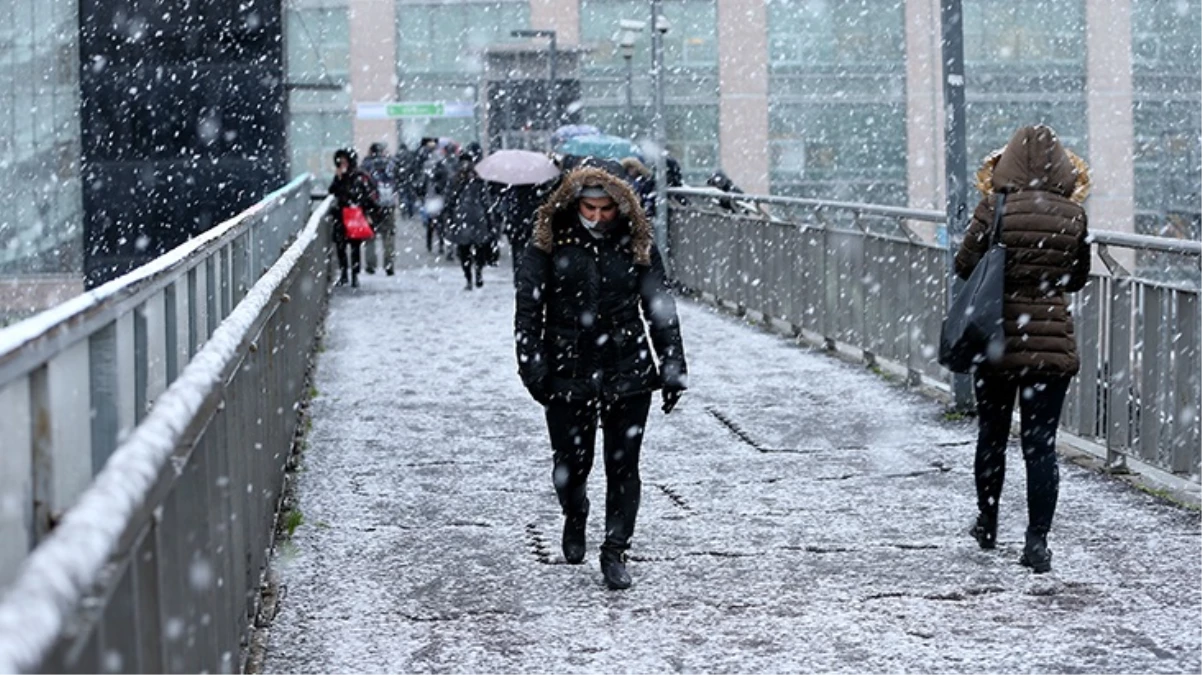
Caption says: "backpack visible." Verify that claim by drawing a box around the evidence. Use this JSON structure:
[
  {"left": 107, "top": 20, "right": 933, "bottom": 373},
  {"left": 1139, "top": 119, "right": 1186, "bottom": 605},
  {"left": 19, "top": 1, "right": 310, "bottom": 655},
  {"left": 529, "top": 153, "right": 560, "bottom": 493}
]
[{"left": 362, "top": 155, "right": 399, "bottom": 207}]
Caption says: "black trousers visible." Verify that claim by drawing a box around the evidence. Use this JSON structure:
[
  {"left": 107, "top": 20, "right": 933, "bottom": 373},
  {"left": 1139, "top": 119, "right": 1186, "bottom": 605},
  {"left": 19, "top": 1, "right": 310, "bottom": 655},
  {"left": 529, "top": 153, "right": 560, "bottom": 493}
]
[
  {"left": 333, "top": 236, "right": 361, "bottom": 278},
  {"left": 973, "top": 372, "right": 1071, "bottom": 536},
  {"left": 545, "top": 393, "right": 652, "bottom": 553},
  {"left": 458, "top": 243, "right": 489, "bottom": 283}
]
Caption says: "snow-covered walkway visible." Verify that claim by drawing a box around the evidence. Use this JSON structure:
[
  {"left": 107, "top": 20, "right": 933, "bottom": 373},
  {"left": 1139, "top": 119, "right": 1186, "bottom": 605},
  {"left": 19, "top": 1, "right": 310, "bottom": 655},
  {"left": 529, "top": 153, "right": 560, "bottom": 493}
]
[{"left": 263, "top": 236, "right": 1200, "bottom": 674}]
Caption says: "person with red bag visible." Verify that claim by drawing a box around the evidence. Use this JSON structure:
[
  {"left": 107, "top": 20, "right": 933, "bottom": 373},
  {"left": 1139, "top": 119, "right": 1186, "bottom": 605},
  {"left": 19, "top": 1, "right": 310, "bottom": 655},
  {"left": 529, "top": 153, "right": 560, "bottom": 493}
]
[{"left": 328, "top": 147, "right": 381, "bottom": 288}]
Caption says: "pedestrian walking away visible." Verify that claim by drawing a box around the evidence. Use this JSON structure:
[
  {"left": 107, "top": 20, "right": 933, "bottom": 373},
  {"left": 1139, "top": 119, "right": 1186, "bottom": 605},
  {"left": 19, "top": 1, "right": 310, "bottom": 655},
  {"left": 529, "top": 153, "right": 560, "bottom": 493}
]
[
  {"left": 955, "top": 124, "right": 1092, "bottom": 574},
  {"left": 328, "top": 147, "right": 381, "bottom": 288},
  {"left": 441, "top": 143, "right": 497, "bottom": 290},
  {"left": 514, "top": 166, "right": 688, "bottom": 590},
  {"left": 360, "top": 142, "right": 400, "bottom": 275}
]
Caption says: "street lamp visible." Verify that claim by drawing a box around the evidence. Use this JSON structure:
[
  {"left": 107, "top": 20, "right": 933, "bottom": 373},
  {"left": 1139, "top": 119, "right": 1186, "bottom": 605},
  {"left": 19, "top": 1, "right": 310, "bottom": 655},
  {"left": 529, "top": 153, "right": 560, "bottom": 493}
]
[
  {"left": 650, "top": 2, "right": 671, "bottom": 264},
  {"left": 617, "top": 20, "right": 644, "bottom": 138},
  {"left": 510, "top": 28, "right": 558, "bottom": 128}
]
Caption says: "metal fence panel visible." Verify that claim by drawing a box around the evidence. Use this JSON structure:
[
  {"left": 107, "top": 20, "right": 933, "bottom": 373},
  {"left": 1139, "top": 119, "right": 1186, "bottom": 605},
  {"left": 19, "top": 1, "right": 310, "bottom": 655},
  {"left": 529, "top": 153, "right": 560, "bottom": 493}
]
[{"left": 665, "top": 187, "right": 1199, "bottom": 476}]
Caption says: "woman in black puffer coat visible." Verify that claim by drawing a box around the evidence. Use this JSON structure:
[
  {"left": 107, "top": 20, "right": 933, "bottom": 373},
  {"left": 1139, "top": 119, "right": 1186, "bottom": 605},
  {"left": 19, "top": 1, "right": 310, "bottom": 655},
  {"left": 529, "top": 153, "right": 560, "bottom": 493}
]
[{"left": 514, "top": 166, "right": 688, "bottom": 591}]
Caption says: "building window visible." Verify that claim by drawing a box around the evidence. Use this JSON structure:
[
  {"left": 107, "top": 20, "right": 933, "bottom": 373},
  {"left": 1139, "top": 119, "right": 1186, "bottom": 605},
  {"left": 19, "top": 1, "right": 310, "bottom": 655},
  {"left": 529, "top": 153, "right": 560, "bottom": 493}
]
[{"left": 767, "top": 0, "right": 906, "bottom": 204}]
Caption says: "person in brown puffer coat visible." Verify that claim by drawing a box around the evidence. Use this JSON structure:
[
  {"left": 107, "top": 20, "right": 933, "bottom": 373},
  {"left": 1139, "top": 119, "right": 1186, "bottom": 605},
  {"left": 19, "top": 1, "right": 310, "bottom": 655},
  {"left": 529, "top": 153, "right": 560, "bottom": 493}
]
[{"left": 955, "top": 124, "right": 1092, "bottom": 574}]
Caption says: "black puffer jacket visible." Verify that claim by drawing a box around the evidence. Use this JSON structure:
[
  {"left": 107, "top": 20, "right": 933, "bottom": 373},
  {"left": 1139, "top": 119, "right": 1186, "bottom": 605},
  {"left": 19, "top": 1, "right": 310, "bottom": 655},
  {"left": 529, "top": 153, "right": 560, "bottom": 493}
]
[
  {"left": 514, "top": 167, "right": 688, "bottom": 402},
  {"left": 442, "top": 165, "right": 497, "bottom": 247}
]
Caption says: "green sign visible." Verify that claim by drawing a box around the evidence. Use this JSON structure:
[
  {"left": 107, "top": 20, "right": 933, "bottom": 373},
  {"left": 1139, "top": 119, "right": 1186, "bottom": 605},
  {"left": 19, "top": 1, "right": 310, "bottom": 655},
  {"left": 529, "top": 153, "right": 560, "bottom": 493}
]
[
  {"left": 386, "top": 102, "right": 444, "bottom": 117},
  {"left": 357, "top": 101, "right": 476, "bottom": 120}
]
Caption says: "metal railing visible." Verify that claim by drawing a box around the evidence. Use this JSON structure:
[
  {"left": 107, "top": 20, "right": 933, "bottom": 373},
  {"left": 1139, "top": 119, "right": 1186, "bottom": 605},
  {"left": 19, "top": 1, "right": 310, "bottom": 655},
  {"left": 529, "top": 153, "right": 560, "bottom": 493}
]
[
  {"left": 0, "top": 177, "right": 333, "bottom": 673},
  {"left": 667, "top": 187, "right": 1201, "bottom": 478}
]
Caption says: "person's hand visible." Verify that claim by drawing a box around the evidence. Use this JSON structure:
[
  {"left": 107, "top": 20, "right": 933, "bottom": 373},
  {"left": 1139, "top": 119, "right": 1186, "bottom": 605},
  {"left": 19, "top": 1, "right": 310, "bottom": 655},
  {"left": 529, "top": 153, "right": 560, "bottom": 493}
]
[{"left": 661, "top": 386, "right": 684, "bottom": 414}]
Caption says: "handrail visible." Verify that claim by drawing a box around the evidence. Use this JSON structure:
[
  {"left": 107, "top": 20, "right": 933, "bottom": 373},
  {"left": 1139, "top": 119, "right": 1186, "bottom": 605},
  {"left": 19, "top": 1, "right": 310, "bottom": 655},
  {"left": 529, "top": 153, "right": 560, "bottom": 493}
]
[
  {"left": 0, "top": 194, "right": 334, "bottom": 674},
  {"left": 0, "top": 175, "right": 312, "bottom": 386},
  {"left": 667, "top": 193, "right": 1201, "bottom": 478},
  {"left": 669, "top": 186, "right": 1202, "bottom": 256}
]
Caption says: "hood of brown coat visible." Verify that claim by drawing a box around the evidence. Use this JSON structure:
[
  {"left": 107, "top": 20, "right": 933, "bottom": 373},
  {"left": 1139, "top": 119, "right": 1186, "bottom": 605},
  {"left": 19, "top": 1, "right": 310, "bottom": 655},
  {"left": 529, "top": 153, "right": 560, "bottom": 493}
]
[
  {"left": 532, "top": 167, "right": 652, "bottom": 265},
  {"left": 975, "top": 125, "right": 1091, "bottom": 203}
]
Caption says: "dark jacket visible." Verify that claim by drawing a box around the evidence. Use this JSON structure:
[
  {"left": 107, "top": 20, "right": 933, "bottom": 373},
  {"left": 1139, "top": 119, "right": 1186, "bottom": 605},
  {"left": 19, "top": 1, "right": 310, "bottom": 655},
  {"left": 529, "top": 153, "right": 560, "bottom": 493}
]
[
  {"left": 493, "top": 182, "right": 551, "bottom": 247},
  {"left": 955, "top": 125, "right": 1092, "bottom": 375},
  {"left": 328, "top": 169, "right": 380, "bottom": 237},
  {"left": 360, "top": 150, "right": 400, "bottom": 209},
  {"left": 441, "top": 164, "right": 497, "bottom": 246},
  {"left": 514, "top": 167, "right": 688, "bottom": 403}
]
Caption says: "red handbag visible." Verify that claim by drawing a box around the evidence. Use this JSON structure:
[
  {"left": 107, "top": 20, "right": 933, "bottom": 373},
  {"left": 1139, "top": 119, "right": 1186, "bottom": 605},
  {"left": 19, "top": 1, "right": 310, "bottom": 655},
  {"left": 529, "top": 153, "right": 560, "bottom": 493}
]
[{"left": 341, "top": 206, "right": 374, "bottom": 241}]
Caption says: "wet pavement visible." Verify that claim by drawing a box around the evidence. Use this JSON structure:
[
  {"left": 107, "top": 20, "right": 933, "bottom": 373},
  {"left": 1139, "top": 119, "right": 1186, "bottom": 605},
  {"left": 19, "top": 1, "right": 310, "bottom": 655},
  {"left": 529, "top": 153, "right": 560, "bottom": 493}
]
[{"left": 262, "top": 229, "right": 1201, "bottom": 674}]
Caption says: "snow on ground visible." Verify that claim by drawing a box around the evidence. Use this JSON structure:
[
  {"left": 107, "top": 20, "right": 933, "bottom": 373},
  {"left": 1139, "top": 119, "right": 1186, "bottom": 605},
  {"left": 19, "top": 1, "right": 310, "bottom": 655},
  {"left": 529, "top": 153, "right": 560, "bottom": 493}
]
[{"left": 264, "top": 228, "right": 1201, "bottom": 674}]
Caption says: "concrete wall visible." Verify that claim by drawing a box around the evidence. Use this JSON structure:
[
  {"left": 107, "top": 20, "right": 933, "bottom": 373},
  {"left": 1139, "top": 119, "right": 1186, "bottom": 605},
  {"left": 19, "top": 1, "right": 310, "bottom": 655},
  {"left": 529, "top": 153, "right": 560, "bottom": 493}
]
[
  {"left": 717, "top": 0, "right": 770, "bottom": 194},
  {"left": 1085, "top": 0, "right": 1136, "bottom": 240},
  {"left": 904, "top": 0, "right": 945, "bottom": 236},
  {"left": 351, "top": 0, "right": 399, "bottom": 153},
  {"left": 531, "top": 0, "right": 579, "bottom": 46}
]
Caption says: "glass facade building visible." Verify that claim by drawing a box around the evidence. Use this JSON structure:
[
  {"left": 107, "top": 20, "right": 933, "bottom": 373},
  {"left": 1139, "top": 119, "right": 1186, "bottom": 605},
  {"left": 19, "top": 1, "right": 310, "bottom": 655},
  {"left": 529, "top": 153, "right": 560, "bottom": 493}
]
[
  {"left": 396, "top": 0, "right": 529, "bottom": 145},
  {"left": 578, "top": 0, "right": 720, "bottom": 183},
  {"left": 286, "top": 0, "right": 354, "bottom": 184},
  {"left": 0, "top": 0, "right": 82, "bottom": 275},
  {"left": 767, "top": 0, "right": 907, "bottom": 203},
  {"left": 1132, "top": 0, "right": 1201, "bottom": 240}
]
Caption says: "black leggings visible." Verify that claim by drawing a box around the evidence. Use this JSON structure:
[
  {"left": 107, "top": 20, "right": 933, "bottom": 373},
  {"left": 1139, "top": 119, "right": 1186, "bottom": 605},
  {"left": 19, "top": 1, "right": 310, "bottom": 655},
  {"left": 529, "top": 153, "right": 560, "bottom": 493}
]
[
  {"left": 973, "top": 373, "right": 1071, "bottom": 536},
  {"left": 545, "top": 393, "right": 652, "bottom": 553}
]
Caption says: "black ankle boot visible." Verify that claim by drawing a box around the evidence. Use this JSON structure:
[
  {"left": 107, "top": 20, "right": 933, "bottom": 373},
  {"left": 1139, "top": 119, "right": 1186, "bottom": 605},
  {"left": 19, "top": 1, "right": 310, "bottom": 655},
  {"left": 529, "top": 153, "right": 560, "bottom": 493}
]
[
  {"left": 562, "top": 511, "right": 587, "bottom": 564},
  {"left": 970, "top": 511, "right": 997, "bottom": 550},
  {"left": 600, "top": 549, "right": 631, "bottom": 590},
  {"left": 1019, "top": 530, "right": 1052, "bottom": 574}
]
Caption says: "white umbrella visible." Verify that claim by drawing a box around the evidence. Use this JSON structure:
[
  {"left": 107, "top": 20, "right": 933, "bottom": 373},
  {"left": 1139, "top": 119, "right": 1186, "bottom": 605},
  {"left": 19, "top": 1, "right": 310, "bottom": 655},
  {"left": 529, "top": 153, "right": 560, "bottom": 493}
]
[{"left": 474, "top": 150, "right": 560, "bottom": 186}]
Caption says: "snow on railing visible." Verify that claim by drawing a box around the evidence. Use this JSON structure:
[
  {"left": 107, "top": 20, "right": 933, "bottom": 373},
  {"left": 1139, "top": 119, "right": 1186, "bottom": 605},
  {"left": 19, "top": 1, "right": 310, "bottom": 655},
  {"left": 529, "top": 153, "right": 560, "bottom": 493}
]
[{"left": 0, "top": 192, "right": 333, "bottom": 673}]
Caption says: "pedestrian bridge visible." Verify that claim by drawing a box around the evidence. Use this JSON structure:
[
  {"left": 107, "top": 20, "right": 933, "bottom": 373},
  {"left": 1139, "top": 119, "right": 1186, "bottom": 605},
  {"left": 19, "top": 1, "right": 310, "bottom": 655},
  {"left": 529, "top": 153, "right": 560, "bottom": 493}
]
[{"left": 0, "top": 177, "right": 1198, "bottom": 673}]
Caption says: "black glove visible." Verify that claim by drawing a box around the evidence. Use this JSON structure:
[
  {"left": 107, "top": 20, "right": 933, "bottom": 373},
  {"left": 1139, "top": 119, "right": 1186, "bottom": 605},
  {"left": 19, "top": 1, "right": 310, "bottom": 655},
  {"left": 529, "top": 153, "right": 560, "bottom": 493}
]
[{"left": 661, "top": 386, "right": 684, "bottom": 414}]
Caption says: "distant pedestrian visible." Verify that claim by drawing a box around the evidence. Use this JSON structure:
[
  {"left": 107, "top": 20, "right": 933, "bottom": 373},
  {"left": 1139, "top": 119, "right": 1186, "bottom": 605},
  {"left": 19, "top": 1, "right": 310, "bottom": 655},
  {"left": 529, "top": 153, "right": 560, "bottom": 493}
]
[
  {"left": 394, "top": 142, "right": 421, "bottom": 219},
  {"left": 418, "top": 139, "right": 450, "bottom": 254},
  {"left": 328, "top": 148, "right": 380, "bottom": 288},
  {"left": 956, "top": 124, "right": 1092, "bottom": 574},
  {"left": 360, "top": 142, "right": 400, "bottom": 275},
  {"left": 441, "top": 143, "right": 497, "bottom": 290},
  {"left": 492, "top": 181, "right": 552, "bottom": 287},
  {"left": 620, "top": 157, "right": 656, "bottom": 218},
  {"left": 514, "top": 166, "right": 688, "bottom": 590}
]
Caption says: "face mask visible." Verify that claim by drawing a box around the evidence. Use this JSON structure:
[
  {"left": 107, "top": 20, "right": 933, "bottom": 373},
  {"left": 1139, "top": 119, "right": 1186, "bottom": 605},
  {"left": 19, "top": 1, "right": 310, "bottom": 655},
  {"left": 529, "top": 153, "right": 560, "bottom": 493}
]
[{"left": 579, "top": 213, "right": 600, "bottom": 230}]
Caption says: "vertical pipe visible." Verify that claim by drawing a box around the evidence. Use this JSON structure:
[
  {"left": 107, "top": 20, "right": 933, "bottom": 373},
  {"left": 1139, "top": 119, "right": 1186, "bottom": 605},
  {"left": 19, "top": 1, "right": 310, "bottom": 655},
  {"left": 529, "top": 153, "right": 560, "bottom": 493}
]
[
  {"left": 650, "top": 0, "right": 670, "bottom": 271},
  {"left": 940, "top": 0, "right": 972, "bottom": 409}
]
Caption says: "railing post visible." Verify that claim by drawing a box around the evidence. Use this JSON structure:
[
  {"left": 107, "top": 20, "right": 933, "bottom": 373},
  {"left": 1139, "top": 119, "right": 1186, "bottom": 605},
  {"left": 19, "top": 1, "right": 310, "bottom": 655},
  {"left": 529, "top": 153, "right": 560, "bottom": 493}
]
[
  {"left": 0, "top": 379, "right": 33, "bottom": 586},
  {"left": 1173, "top": 292, "right": 1200, "bottom": 474},
  {"left": 941, "top": 0, "right": 974, "bottom": 410},
  {"left": 1108, "top": 278, "right": 1134, "bottom": 471}
]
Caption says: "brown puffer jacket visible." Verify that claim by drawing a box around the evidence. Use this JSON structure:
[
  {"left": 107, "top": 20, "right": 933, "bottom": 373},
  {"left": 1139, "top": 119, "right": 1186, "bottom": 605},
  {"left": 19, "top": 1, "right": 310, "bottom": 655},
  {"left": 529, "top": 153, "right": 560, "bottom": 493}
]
[{"left": 955, "top": 125, "right": 1092, "bottom": 375}]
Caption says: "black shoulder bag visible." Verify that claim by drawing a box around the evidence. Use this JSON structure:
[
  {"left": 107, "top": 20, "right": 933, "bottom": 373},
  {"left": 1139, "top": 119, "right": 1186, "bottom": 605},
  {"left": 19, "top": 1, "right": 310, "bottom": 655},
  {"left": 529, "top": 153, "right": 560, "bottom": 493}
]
[{"left": 938, "top": 193, "right": 1007, "bottom": 373}]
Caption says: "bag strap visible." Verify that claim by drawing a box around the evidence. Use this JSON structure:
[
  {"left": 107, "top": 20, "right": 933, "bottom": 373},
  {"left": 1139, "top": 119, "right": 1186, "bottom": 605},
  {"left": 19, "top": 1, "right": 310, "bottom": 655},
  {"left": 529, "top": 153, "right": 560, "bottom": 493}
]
[{"left": 990, "top": 193, "right": 1007, "bottom": 247}]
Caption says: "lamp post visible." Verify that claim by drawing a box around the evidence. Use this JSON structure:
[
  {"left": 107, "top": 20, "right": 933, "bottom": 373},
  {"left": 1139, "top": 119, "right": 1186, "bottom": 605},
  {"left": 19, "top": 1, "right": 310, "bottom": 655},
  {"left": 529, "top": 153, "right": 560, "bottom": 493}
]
[
  {"left": 650, "top": 2, "right": 670, "bottom": 265},
  {"left": 510, "top": 28, "right": 558, "bottom": 128},
  {"left": 617, "top": 20, "right": 644, "bottom": 138}
]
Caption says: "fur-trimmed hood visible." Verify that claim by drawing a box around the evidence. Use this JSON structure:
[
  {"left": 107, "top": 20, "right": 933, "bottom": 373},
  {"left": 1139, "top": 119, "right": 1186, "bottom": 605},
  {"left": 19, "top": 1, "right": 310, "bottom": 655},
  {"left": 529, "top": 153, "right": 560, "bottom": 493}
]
[
  {"left": 532, "top": 167, "right": 653, "bottom": 266},
  {"left": 975, "top": 125, "right": 1091, "bottom": 203}
]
